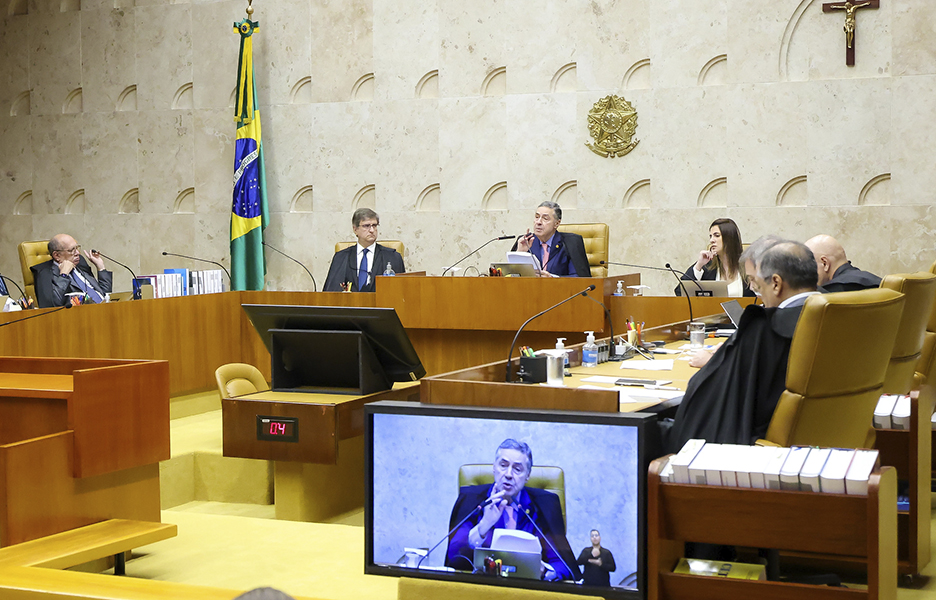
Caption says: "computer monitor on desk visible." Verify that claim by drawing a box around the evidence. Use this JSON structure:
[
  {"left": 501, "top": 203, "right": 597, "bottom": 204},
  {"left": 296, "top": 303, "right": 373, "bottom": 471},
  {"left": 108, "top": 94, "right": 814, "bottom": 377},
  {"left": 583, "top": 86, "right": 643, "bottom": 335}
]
[{"left": 242, "top": 304, "right": 425, "bottom": 395}]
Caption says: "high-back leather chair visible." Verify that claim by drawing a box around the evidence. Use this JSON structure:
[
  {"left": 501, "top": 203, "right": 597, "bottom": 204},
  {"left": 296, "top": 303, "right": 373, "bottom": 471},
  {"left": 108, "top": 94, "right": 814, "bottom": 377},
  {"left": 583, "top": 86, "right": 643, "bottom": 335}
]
[
  {"left": 18, "top": 240, "right": 52, "bottom": 303},
  {"left": 335, "top": 240, "right": 405, "bottom": 256},
  {"left": 913, "top": 261, "right": 936, "bottom": 388},
  {"left": 215, "top": 363, "right": 269, "bottom": 399},
  {"left": 458, "top": 464, "right": 566, "bottom": 529},
  {"left": 759, "top": 288, "right": 906, "bottom": 448},
  {"left": 557, "top": 223, "right": 608, "bottom": 278},
  {"left": 878, "top": 272, "right": 936, "bottom": 395}
]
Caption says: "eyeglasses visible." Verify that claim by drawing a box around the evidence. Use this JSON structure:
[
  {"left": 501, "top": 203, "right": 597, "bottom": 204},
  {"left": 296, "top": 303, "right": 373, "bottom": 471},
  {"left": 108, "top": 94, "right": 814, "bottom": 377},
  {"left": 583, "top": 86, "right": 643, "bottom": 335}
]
[
  {"left": 358, "top": 223, "right": 379, "bottom": 230},
  {"left": 59, "top": 245, "right": 81, "bottom": 255}
]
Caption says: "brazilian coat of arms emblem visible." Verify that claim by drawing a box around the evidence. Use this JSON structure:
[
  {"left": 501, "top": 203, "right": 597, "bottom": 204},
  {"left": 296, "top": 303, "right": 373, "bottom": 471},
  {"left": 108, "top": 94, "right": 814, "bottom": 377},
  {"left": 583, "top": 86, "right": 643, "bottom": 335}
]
[{"left": 585, "top": 95, "right": 639, "bottom": 158}]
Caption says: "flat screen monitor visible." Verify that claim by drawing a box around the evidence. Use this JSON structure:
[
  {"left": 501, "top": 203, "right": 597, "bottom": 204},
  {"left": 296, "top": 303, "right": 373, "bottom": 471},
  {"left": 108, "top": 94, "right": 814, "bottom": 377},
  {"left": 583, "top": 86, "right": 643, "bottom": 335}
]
[
  {"left": 241, "top": 304, "right": 425, "bottom": 383},
  {"left": 365, "top": 401, "right": 658, "bottom": 599}
]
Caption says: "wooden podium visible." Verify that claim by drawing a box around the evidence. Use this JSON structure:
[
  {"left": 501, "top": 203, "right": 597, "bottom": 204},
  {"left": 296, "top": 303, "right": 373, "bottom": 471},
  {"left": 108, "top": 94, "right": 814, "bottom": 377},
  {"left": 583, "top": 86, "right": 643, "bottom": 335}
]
[{"left": 0, "top": 357, "right": 169, "bottom": 546}]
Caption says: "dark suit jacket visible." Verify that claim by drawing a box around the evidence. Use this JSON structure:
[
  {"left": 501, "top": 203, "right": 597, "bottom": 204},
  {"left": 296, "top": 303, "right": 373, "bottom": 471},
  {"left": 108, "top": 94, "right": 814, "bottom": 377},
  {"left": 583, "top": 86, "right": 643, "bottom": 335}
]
[
  {"left": 445, "top": 484, "right": 581, "bottom": 581},
  {"left": 32, "top": 256, "right": 113, "bottom": 308},
  {"left": 675, "top": 263, "right": 755, "bottom": 297},
  {"left": 820, "top": 262, "right": 881, "bottom": 293},
  {"left": 322, "top": 243, "right": 405, "bottom": 292},
  {"left": 510, "top": 231, "right": 591, "bottom": 277}
]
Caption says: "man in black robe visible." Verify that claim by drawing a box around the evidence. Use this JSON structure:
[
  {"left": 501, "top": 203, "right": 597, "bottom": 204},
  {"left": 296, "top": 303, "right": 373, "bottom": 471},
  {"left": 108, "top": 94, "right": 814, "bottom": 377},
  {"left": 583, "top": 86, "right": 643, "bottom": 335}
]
[
  {"left": 805, "top": 234, "right": 881, "bottom": 293},
  {"left": 666, "top": 240, "right": 819, "bottom": 452}
]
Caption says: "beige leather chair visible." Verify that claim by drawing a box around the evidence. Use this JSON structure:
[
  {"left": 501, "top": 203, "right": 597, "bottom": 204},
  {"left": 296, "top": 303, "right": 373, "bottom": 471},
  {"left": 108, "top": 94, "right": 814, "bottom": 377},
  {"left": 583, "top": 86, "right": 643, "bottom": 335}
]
[
  {"left": 215, "top": 363, "right": 269, "bottom": 399},
  {"left": 557, "top": 223, "right": 608, "bottom": 278},
  {"left": 335, "top": 240, "right": 405, "bottom": 256},
  {"left": 913, "top": 260, "right": 936, "bottom": 388},
  {"left": 878, "top": 272, "right": 936, "bottom": 395},
  {"left": 759, "top": 288, "right": 906, "bottom": 448},
  {"left": 458, "top": 464, "right": 566, "bottom": 529},
  {"left": 18, "top": 240, "right": 52, "bottom": 303}
]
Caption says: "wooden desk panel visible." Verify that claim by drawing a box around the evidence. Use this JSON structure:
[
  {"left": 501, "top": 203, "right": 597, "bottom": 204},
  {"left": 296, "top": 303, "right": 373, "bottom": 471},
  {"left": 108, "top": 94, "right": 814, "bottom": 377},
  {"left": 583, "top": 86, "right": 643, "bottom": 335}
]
[{"left": 0, "top": 397, "right": 69, "bottom": 445}]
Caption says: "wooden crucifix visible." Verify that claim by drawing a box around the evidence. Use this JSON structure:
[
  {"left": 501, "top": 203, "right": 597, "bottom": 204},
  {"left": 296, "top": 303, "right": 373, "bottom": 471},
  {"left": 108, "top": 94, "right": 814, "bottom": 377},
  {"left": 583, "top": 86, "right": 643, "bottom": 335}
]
[{"left": 823, "top": 0, "right": 879, "bottom": 66}]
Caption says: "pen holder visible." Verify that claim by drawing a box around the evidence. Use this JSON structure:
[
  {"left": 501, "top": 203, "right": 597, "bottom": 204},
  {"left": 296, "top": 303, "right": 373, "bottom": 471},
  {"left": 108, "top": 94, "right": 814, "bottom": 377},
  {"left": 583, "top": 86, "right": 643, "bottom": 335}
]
[{"left": 518, "top": 356, "right": 547, "bottom": 383}]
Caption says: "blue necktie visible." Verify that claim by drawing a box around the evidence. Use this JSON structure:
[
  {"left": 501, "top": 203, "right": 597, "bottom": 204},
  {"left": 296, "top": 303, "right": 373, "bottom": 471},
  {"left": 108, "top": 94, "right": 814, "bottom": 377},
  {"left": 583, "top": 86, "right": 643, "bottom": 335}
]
[
  {"left": 358, "top": 248, "right": 369, "bottom": 291},
  {"left": 71, "top": 270, "right": 104, "bottom": 303}
]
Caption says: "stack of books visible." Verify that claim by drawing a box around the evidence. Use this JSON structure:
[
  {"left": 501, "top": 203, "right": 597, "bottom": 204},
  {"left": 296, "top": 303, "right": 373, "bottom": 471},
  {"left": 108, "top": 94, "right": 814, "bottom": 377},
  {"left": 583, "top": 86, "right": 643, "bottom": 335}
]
[
  {"left": 134, "top": 269, "right": 226, "bottom": 299},
  {"left": 872, "top": 394, "right": 912, "bottom": 430},
  {"left": 659, "top": 440, "right": 879, "bottom": 495}
]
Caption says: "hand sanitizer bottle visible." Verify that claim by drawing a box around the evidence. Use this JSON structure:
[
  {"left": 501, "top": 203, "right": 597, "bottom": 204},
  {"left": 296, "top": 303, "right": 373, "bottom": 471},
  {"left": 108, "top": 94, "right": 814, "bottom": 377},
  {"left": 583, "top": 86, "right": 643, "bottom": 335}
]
[
  {"left": 383, "top": 262, "right": 396, "bottom": 276},
  {"left": 614, "top": 281, "right": 624, "bottom": 296},
  {"left": 582, "top": 331, "right": 598, "bottom": 368}
]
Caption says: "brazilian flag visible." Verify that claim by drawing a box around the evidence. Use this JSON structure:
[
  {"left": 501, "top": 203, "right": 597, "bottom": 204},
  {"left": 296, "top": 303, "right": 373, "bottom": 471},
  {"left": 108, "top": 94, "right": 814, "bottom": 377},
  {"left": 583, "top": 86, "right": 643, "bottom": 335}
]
[{"left": 231, "top": 18, "right": 267, "bottom": 291}]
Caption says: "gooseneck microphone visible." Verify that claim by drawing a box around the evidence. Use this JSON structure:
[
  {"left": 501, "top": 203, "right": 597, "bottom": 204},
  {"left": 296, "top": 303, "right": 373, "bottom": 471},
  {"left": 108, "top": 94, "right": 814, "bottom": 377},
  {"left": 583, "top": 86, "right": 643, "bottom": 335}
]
[
  {"left": 162, "top": 251, "right": 231, "bottom": 282},
  {"left": 0, "top": 274, "right": 28, "bottom": 304},
  {"left": 442, "top": 235, "right": 517, "bottom": 277},
  {"left": 505, "top": 285, "right": 596, "bottom": 382},
  {"left": 262, "top": 241, "right": 317, "bottom": 292},
  {"left": 0, "top": 303, "right": 70, "bottom": 327},
  {"left": 516, "top": 503, "right": 579, "bottom": 582},
  {"left": 580, "top": 290, "right": 618, "bottom": 360},
  {"left": 92, "top": 250, "right": 140, "bottom": 299},
  {"left": 665, "top": 263, "right": 693, "bottom": 323},
  {"left": 416, "top": 499, "right": 490, "bottom": 570}
]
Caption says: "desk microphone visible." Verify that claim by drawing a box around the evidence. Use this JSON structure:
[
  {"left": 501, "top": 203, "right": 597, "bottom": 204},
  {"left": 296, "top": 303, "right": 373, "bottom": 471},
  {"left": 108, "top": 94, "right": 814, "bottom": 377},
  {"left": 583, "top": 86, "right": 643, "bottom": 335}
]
[
  {"left": 0, "top": 274, "right": 30, "bottom": 306},
  {"left": 162, "top": 251, "right": 231, "bottom": 283},
  {"left": 92, "top": 250, "right": 141, "bottom": 299},
  {"left": 580, "top": 290, "right": 618, "bottom": 360},
  {"left": 262, "top": 241, "right": 317, "bottom": 292},
  {"left": 505, "top": 285, "right": 595, "bottom": 382},
  {"left": 442, "top": 235, "right": 517, "bottom": 277},
  {"left": 516, "top": 503, "right": 580, "bottom": 582},
  {"left": 416, "top": 499, "right": 491, "bottom": 570},
  {"left": 599, "top": 260, "right": 695, "bottom": 322},
  {"left": 0, "top": 303, "right": 70, "bottom": 328}
]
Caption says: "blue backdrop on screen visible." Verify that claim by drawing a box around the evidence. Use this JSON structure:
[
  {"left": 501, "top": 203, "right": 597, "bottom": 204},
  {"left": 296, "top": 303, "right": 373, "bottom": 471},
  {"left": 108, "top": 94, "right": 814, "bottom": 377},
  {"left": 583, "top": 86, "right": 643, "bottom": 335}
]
[{"left": 372, "top": 413, "right": 640, "bottom": 587}]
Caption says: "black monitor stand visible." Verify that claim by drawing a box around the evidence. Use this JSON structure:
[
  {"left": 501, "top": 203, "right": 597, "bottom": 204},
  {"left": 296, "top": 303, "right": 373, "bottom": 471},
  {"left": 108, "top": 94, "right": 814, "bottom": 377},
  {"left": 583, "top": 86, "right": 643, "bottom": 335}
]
[{"left": 271, "top": 329, "right": 392, "bottom": 395}]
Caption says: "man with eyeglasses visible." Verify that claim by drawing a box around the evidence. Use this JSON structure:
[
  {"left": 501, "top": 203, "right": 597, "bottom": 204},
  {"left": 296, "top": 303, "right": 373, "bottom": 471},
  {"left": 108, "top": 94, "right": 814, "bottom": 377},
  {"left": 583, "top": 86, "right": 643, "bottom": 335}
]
[
  {"left": 323, "top": 208, "right": 405, "bottom": 292},
  {"left": 32, "top": 234, "right": 112, "bottom": 308}
]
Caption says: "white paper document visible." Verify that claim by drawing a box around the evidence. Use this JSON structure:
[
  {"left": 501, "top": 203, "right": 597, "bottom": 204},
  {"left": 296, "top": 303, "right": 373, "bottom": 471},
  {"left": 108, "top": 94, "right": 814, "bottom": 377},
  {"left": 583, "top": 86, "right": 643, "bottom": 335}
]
[{"left": 618, "top": 359, "right": 674, "bottom": 371}]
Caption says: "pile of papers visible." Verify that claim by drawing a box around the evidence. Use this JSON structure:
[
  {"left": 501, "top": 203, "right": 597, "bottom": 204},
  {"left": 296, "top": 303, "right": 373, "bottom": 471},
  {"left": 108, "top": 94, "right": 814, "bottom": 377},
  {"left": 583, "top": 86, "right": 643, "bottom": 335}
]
[{"left": 659, "top": 440, "right": 879, "bottom": 495}]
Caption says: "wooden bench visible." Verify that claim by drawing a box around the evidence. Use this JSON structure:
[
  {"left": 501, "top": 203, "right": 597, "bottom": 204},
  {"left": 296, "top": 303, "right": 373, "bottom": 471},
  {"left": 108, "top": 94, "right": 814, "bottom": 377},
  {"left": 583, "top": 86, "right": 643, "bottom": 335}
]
[{"left": 0, "top": 519, "right": 177, "bottom": 575}]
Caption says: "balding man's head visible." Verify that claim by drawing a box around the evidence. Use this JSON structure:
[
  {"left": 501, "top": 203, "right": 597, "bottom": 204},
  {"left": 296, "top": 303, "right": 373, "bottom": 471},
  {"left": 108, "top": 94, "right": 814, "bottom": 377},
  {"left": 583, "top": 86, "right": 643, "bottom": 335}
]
[{"left": 804, "top": 235, "right": 848, "bottom": 286}]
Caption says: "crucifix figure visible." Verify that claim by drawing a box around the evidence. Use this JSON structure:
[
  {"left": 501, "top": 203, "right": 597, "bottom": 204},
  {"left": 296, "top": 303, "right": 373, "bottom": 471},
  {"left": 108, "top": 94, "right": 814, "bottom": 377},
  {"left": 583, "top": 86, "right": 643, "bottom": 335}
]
[{"left": 823, "top": 0, "right": 879, "bottom": 66}]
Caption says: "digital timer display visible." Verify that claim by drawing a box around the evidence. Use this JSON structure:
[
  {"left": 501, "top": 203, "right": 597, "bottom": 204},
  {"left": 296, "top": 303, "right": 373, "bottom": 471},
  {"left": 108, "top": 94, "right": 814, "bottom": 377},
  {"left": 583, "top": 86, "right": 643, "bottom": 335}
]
[{"left": 256, "top": 416, "right": 299, "bottom": 443}]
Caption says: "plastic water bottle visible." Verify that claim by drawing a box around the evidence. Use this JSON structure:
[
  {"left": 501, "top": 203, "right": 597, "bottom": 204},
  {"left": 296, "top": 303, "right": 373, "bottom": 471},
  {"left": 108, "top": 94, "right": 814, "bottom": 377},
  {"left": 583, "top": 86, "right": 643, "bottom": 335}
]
[
  {"left": 582, "top": 331, "right": 598, "bottom": 368},
  {"left": 383, "top": 262, "right": 396, "bottom": 276}
]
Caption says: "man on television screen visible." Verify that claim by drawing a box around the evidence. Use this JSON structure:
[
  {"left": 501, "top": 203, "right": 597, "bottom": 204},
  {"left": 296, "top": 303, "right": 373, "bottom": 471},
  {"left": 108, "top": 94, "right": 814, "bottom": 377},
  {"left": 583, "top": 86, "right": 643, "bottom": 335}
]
[{"left": 444, "top": 439, "right": 581, "bottom": 581}]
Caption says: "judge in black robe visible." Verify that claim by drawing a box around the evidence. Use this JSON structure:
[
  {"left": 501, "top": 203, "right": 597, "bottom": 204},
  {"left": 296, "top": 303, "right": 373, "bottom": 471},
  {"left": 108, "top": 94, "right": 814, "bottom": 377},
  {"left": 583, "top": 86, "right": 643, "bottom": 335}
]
[
  {"left": 820, "top": 261, "right": 881, "bottom": 293},
  {"left": 805, "top": 234, "right": 880, "bottom": 293}
]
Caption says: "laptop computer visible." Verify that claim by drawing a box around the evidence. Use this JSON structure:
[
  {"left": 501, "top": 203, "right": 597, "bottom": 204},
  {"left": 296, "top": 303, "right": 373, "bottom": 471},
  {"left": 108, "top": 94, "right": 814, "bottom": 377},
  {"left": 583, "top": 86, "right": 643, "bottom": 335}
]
[
  {"left": 687, "top": 280, "right": 729, "bottom": 297},
  {"left": 720, "top": 299, "right": 744, "bottom": 327},
  {"left": 490, "top": 263, "right": 538, "bottom": 277},
  {"left": 473, "top": 547, "right": 542, "bottom": 579}
]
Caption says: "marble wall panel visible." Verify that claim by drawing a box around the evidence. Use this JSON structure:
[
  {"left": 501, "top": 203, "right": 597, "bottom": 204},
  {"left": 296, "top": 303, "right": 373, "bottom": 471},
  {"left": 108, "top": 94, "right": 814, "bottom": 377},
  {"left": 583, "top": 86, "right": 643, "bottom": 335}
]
[
  {"left": 138, "top": 213, "right": 231, "bottom": 277},
  {"left": 505, "top": 93, "right": 576, "bottom": 211},
  {"left": 892, "top": 0, "right": 936, "bottom": 76},
  {"left": 503, "top": 0, "right": 575, "bottom": 95},
  {"left": 726, "top": 0, "right": 791, "bottom": 84},
  {"left": 0, "top": 117, "right": 34, "bottom": 209},
  {"left": 0, "top": 216, "right": 34, "bottom": 285},
  {"left": 134, "top": 5, "right": 193, "bottom": 112},
  {"left": 30, "top": 114, "right": 85, "bottom": 214},
  {"left": 649, "top": 0, "right": 727, "bottom": 90},
  {"left": 647, "top": 86, "right": 728, "bottom": 209},
  {"left": 263, "top": 211, "right": 321, "bottom": 292},
  {"left": 437, "top": 0, "right": 506, "bottom": 98},
  {"left": 725, "top": 82, "right": 809, "bottom": 208},
  {"left": 372, "top": 0, "right": 439, "bottom": 102},
  {"left": 575, "top": 89, "right": 652, "bottom": 210},
  {"left": 81, "top": 7, "right": 137, "bottom": 113},
  {"left": 376, "top": 210, "right": 441, "bottom": 275},
  {"left": 373, "top": 99, "right": 439, "bottom": 213},
  {"left": 807, "top": 0, "right": 891, "bottom": 81},
  {"left": 891, "top": 74, "right": 936, "bottom": 206},
  {"left": 308, "top": 101, "right": 375, "bottom": 213},
  {"left": 193, "top": 107, "right": 235, "bottom": 214},
  {"left": 251, "top": 0, "right": 311, "bottom": 107},
  {"left": 82, "top": 213, "right": 141, "bottom": 292},
  {"left": 192, "top": 1, "right": 242, "bottom": 110},
  {"left": 30, "top": 214, "right": 80, "bottom": 248},
  {"left": 137, "top": 110, "right": 196, "bottom": 214},
  {"left": 262, "top": 103, "right": 314, "bottom": 214},
  {"left": 437, "top": 209, "right": 526, "bottom": 276},
  {"left": 437, "top": 96, "right": 506, "bottom": 212},
  {"left": 28, "top": 12, "right": 82, "bottom": 116},
  {"left": 82, "top": 112, "right": 139, "bottom": 215},
  {"left": 573, "top": 0, "right": 650, "bottom": 92},
  {"left": 889, "top": 205, "right": 936, "bottom": 273},
  {"left": 0, "top": 16, "right": 31, "bottom": 112},
  {"left": 309, "top": 0, "right": 373, "bottom": 104},
  {"left": 805, "top": 78, "right": 892, "bottom": 207}
]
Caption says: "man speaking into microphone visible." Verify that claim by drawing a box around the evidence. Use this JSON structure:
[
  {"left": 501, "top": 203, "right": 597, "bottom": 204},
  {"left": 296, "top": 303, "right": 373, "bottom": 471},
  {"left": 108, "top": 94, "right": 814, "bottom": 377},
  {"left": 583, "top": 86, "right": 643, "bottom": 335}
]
[
  {"left": 511, "top": 201, "right": 589, "bottom": 278},
  {"left": 445, "top": 439, "right": 580, "bottom": 581}
]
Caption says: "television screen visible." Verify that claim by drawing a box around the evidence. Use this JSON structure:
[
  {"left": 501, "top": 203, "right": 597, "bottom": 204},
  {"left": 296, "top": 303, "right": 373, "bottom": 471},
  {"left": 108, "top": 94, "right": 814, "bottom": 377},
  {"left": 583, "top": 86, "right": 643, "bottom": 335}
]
[{"left": 365, "top": 401, "right": 656, "bottom": 599}]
